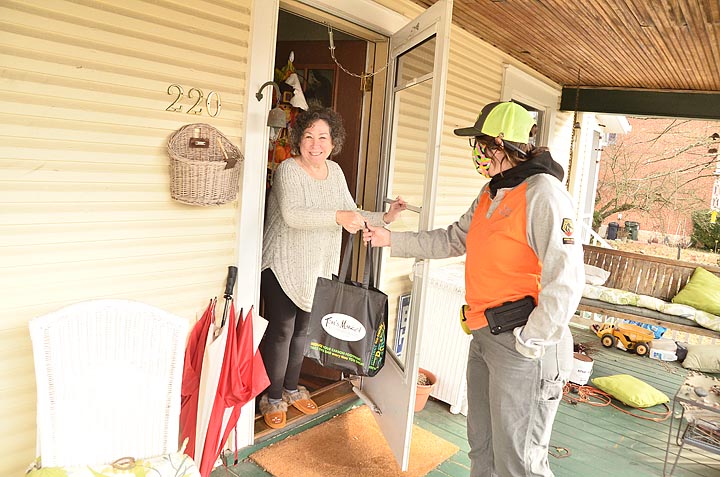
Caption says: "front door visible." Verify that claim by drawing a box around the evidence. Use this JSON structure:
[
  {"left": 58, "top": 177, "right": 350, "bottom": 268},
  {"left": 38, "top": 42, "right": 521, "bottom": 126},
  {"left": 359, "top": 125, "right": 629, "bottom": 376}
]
[{"left": 357, "top": 0, "right": 453, "bottom": 470}]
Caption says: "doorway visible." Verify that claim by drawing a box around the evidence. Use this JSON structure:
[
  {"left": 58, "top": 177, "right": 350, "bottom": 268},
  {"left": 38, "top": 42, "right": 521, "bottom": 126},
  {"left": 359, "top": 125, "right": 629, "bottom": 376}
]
[
  {"left": 273, "top": 11, "right": 366, "bottom": 196},
  {"left": 255, "top": 7, "right": 386, "bottom": 440}
]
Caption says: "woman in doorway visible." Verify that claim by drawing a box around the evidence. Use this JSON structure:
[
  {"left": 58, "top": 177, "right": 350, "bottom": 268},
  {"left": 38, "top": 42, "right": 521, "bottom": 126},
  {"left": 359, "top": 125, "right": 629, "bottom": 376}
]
[
  {"left": 260, "top": 105, "right": 406, "bottom": 429},
  {"left": 363, "top": 101, "right": 584, "bottom": 477}
]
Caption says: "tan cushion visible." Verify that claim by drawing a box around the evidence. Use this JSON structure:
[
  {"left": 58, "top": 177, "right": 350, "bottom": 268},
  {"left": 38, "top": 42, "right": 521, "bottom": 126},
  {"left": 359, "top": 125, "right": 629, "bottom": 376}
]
[{"left": 681, "top": 344, "right": 720, "bottom": 373}]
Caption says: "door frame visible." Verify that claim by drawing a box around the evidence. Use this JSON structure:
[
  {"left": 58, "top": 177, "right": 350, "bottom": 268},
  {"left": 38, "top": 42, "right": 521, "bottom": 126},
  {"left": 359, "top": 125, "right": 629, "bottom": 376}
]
[{"left": 238, "top": 0, "right": 411, "bottom": 448}]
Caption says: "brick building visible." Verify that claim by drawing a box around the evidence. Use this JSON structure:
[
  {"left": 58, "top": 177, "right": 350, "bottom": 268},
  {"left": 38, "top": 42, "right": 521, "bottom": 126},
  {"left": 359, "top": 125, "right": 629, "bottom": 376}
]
[{"left": 597, "top": 117, "right": 720, "bottom": 242}]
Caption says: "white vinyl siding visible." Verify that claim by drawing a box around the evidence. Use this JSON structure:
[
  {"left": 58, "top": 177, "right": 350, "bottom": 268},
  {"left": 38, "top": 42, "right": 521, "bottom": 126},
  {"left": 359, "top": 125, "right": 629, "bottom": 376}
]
[
  {"left": 435, "top": 26, "right": 502, "bottom": 235},
  {"left": 0, "top": 1, "right": 252, "bottom": 475}
]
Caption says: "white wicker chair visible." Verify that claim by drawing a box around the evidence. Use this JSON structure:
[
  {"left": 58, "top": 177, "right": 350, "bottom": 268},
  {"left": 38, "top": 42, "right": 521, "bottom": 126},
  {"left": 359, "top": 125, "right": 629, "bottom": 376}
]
[{"left": 29, "top": 299, "right": 199, "bottom": 475}]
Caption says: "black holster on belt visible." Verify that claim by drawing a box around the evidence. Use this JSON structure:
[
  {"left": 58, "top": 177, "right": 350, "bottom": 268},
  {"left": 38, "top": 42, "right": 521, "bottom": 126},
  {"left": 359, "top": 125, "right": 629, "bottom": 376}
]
[{"left": 484, "top": 296, "right": 536, "bottom": 335}]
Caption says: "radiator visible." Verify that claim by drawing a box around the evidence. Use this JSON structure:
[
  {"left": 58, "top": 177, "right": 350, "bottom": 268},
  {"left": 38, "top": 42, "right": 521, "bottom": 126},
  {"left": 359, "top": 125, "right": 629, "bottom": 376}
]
[{"left": 418, "top": 262, "right": 471, "bottom": 415}]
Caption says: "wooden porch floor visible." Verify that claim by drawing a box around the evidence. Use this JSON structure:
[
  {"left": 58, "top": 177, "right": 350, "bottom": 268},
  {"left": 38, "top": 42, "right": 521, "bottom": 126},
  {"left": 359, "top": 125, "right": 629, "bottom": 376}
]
[{"left": 213, "top": 326, "right": 720, "bottom": 477}]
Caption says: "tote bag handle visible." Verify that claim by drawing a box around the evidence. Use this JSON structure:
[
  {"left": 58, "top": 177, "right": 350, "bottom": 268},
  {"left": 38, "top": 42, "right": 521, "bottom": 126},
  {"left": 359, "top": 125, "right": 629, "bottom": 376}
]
[{"left": 338, "top": 233, "right": 375, "bottom": 290}]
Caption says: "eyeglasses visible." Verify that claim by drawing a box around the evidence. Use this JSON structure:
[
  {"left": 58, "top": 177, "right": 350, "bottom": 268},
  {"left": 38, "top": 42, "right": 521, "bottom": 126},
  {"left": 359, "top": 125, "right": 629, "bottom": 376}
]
[
  {"left": 469, "top": 138, "right": 502, "bottom": 155},
  {"left": 470, "top": 136, "right": 501, "bottom": 158}
]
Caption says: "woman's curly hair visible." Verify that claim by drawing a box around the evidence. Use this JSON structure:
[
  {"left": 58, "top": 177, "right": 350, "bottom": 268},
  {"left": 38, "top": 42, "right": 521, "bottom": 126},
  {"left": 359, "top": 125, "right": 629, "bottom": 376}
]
[{"left": 289, "top": 106, "right": 346, "bottom": 157}]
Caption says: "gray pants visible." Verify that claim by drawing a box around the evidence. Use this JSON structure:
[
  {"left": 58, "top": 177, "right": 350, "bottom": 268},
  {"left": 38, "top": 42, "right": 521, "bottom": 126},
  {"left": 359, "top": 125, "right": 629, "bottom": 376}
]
[{"left": 466, "top": 327, "right": 573, "bottom": 477}]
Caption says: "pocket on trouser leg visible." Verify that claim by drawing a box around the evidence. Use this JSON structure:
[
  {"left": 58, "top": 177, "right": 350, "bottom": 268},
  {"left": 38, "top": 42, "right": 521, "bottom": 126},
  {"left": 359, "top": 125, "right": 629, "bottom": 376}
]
[
  {"left": 539, "top": 377, "right": 564, "bottom": 402},
  {"left": 527, "top": 378, "right": 564, "bottom": 476}
]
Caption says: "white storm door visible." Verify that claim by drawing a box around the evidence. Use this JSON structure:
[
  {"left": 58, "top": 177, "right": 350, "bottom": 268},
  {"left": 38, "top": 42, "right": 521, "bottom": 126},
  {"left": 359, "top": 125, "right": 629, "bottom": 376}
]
[{"left": 359, "top": 0, "right": 452, "bottom": 471}]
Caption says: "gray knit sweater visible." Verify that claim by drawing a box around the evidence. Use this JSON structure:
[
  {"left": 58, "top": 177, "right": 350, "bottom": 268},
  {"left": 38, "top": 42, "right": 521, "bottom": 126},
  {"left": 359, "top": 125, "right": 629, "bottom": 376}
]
[{"left": 261, "top": 158, "right": 385, "bottom": 312}]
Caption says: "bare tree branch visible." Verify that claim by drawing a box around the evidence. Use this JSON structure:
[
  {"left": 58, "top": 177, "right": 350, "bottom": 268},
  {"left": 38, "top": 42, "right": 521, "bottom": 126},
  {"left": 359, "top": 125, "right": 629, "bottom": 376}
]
[{"left": 595, "top": 117, "right": 720, "bottom": 235}]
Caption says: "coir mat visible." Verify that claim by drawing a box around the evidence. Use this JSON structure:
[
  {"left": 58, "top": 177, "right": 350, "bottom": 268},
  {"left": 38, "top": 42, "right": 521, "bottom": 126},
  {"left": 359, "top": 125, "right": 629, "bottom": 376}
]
[{"left": 249, "top": 405, "right": 459, "bottom": 477}]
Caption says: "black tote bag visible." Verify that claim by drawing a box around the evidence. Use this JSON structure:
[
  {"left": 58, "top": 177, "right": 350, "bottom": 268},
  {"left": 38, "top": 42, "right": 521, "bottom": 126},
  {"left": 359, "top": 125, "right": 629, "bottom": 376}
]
[{"left": 304, "top": 235, "right": 388, "bottom": 377}]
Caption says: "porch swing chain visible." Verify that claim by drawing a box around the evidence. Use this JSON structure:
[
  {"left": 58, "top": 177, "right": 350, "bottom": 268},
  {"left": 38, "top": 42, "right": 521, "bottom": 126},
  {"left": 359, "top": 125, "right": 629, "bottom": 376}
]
[
  {"left": 327, "top": 26, "right": 390, "bottom": 89},
  {"left": 566, "top": 67, "right": 582, "bottom": 190}
]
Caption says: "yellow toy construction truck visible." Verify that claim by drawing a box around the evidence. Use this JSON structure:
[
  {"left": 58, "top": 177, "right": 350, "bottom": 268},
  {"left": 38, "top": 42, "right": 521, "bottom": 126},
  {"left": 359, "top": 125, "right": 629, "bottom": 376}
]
[{"left": 591, "top": 323, "right": 655, "bottom": 357}]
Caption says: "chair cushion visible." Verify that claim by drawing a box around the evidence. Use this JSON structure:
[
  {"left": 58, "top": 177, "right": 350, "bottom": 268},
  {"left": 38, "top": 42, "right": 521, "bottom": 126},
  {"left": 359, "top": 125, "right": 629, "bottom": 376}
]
[
  {"left": 672, "top": 267, "right": 720, "bottom": 316},
  {"left": 26, "top": 451, "right": 200, "bottom": 477},
  {"left": 591, "top": 374, "right": 669, "bottom": 408}
]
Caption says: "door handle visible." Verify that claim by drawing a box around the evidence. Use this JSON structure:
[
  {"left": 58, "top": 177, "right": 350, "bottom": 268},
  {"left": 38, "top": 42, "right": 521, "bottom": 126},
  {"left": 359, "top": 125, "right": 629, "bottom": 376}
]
[{"left": 384, "top": 198, "right": 421, "bottom": 213}]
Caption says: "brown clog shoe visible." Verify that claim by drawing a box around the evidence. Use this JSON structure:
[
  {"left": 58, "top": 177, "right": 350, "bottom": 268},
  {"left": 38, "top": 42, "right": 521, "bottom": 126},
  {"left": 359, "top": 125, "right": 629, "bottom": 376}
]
[
  {"left": 282, "top": 385, "right": 318, "bottom": 415},
  {"left": 259, "top": 394, "right": 287, "bottom": 429}
]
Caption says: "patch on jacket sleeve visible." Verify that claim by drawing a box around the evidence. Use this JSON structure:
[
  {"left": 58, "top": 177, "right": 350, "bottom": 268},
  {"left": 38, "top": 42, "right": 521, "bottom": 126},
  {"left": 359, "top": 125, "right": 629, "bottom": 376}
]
[{"left": 561, "top": 218, "right": 575, "bottom": 244}]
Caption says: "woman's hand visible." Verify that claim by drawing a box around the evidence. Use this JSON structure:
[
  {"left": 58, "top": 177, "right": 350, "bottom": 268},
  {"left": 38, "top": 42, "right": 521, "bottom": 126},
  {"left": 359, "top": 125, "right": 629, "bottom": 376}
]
[
  {"left": 336, "top": 210, "right": 366, "bottom": 234},
  {"left": 383, "top": 196, "right": 407, "bottom": 224},
  {"left": 363, "top": 224, "right": 391, "bottom": 247}
]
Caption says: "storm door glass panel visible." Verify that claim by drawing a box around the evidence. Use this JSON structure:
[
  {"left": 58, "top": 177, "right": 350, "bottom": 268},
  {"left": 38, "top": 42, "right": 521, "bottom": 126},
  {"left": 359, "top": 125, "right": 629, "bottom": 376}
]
[
  {"left": 396, "top": 37, "right": 435, "bottom": 84},
  {"left": 380, "top": 39, "right": 434, "bottom": 370}
]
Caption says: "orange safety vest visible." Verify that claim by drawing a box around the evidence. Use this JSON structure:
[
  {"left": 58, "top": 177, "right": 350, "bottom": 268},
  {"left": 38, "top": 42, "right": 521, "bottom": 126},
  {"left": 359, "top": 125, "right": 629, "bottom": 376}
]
[{"left": 463, "top": 182, "right": 541, "bottom": 331}]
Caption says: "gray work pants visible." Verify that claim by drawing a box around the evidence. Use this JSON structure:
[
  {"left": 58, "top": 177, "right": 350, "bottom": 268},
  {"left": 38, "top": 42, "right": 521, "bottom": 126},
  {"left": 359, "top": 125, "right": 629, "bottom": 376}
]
[{"left": 466, "top": 327, "right": 573, "bottom": 477}]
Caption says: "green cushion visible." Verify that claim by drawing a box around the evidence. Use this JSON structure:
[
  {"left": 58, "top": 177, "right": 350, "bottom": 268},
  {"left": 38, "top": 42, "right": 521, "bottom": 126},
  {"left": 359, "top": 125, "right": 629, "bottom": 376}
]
[
  {"left": 672, "top": 267, "right": 720, "bottom": 316},
  {"left": 591, "top": 374, "right": 669, "bottom": 408},
  {"left": 681, "top": 344, "right": 720, "bottom": 373}
]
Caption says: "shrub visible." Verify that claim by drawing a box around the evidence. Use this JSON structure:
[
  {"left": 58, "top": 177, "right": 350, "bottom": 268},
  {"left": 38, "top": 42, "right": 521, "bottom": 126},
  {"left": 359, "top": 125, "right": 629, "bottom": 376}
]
[{"left": 690, "top": 210, "right": 720, "bottom": 250}]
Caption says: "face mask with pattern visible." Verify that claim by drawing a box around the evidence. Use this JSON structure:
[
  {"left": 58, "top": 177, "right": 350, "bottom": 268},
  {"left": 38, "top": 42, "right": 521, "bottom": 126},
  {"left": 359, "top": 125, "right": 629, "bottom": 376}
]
[{"left": 471, "top": 139, "right": 500, "bottom": 178}]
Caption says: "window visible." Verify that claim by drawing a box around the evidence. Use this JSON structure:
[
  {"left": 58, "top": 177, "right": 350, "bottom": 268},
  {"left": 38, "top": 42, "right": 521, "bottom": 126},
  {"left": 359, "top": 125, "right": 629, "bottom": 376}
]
[{"left": 514, "top": 100, "right": 542, "bottom": 148}]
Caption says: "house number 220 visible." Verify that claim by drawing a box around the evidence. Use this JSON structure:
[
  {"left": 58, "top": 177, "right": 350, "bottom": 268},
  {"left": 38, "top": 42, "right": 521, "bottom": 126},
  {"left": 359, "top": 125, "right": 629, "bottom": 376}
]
[{"left": 166, "top": 84, "right": 222, "bottom": 117}]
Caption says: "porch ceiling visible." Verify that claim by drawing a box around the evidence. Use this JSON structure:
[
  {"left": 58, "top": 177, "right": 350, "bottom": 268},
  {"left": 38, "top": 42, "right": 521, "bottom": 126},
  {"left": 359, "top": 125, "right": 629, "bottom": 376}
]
[{"left": 411, "top": 0, "right": 720, "bottom": 93}]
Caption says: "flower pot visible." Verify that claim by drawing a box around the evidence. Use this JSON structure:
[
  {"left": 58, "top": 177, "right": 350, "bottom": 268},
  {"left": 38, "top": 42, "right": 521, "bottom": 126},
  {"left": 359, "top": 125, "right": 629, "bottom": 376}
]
[{"left": 415, "top": 368, "right": 436, "bottom": 412}]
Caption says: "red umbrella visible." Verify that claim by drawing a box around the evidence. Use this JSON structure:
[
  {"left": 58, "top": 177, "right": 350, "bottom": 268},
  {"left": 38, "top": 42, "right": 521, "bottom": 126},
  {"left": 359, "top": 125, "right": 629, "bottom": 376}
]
[
  {"left": 179, "top": 298, "right": 215, "bottom": 459},
  {"left": 197, "top": 305, "right": 269, "bottom": 476},
  {"left": 180, "top": 267, "right": 236, "bottom": 466},
  {"left": 180, "top": 267, "right": 269, "bottom": 477},
  {"left": 221, "top": 307, "right": 269, "bottom": 464}
]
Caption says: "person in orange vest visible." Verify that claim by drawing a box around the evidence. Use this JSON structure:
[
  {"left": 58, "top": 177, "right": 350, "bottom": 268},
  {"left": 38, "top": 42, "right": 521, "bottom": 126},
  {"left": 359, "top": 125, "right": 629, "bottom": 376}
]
[{"left": 364, "top": 101, "right": 584, "bottom": 477}]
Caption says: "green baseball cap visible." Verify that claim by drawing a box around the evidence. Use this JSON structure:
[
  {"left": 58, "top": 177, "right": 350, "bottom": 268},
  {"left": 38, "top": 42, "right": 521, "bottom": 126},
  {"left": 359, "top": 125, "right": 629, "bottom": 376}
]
[{"left": 454, "top": 101, "right": 535, "bottom": 143}]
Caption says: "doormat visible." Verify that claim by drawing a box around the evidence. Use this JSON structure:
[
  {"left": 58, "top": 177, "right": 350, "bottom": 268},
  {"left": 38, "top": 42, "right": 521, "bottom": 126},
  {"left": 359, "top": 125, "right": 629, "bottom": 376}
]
[{"left": 249, "top": 405, "right": 459, "bottom": 477}]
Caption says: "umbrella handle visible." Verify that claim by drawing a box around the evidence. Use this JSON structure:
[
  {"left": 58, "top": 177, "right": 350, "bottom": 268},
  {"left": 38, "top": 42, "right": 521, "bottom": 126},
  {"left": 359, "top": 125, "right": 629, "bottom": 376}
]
[
  {"left": 219, "top": 266, "right": 238, "bottom": 328},
  {"left": 224, "top": 266, "right": 238, "bottom": 298}
]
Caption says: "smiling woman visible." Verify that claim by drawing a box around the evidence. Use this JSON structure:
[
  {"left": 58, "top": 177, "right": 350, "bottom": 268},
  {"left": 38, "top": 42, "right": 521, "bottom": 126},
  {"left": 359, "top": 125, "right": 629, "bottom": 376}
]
[
  {"left": 291, "top": 107, "right": 345, "bottom": 180},
  {"left": 258, "top": 105, "right": 406, "bottom": 429}
]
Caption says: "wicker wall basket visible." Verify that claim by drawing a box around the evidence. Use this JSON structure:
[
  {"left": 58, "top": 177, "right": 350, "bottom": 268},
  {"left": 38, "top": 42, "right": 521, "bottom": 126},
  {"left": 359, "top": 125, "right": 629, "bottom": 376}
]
[{"left": 167, "top": 123, "right": 243, "bottom": 206}]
